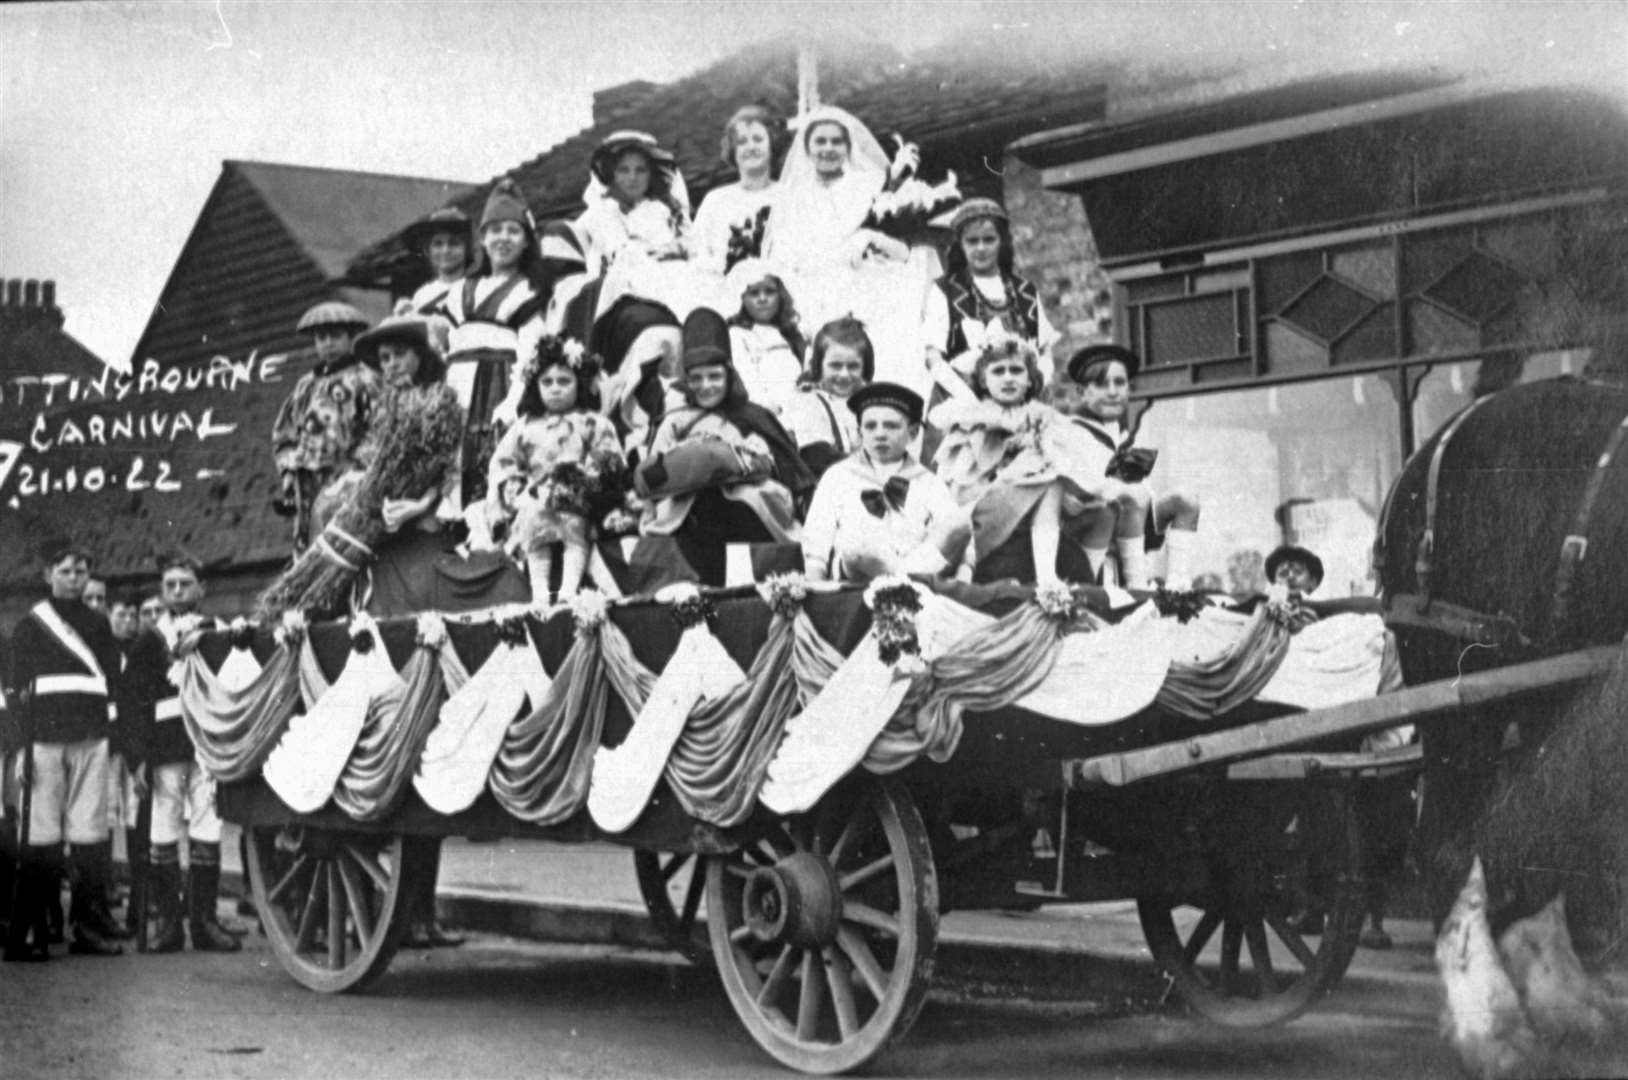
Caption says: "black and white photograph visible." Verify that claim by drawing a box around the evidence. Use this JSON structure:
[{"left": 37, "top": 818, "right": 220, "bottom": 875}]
[{"left": 3, "top": 1, "right": 1628, "bottom": 1076}]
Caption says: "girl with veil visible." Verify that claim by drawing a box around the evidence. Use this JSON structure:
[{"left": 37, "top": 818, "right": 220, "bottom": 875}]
[{"left": 765, "top": 105, "right": 942, "bottom": 398}]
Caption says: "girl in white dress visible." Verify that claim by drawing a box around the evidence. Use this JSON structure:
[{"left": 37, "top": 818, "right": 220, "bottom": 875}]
[
  {"left": 691, "top": 105, "right": 779, "bottom": 277},
  {"left": 724, "top": 258, "right": 805, "bottom": 419}
]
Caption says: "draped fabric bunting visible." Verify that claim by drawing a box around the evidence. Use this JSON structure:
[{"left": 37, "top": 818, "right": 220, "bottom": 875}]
[
  {"left": 333, "top": 638, "right": 462, "bottom": 822},
  {"left": 179, "top": 641, "right": 303, "bottom": 782},
  {"left": 263, "top": 624, "right": 404, "bottom": 814},
  {"left": 1155, "top": 606, "right": 1292, "bottom": 719},
  {"left": 488, "top": 621, "right": 657, "bottom": 825},
  {"left": 662, "top": 613, "right": 803, "bottom": 826},
  {"left": 865, "top": 602, "right": 1068, "bottom": 772},
  {"left": 589, "top": 619, "right": 745, "bottom": 832},
  {"left": 415, "top": 640, "right": 545, "bottom": 815},
  {"left": 759, "top": 592, "right": 983, "bottom": 813},
  {"left": 196, "top": 582, "right": 1390, "bottom": 828}
]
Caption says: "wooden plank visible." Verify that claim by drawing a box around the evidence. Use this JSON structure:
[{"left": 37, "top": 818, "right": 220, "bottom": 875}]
[
  {"left": 1225, "top": 743, "right": 1423, "bottom": 782},
  {"left": 1073, "top": 645, "right": 1617, "bottom": 788}
]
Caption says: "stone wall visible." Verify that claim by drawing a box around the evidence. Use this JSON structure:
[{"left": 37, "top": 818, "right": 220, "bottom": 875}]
[{"left": 1001, "top": 152, "right": 1114, "bottom": 378}]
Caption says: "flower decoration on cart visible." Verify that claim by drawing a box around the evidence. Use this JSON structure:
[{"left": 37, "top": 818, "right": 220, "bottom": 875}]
[{"left": 862, "top": 135, "right": 961, "bottom": 244}]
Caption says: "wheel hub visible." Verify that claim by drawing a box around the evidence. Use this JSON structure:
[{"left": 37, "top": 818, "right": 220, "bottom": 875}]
[{"left": 741, "top": 852, "right": 842, "bottom": 948}]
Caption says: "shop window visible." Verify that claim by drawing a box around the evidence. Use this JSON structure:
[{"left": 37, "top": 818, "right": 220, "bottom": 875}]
[
  {"left": 1135, "top": 375, "right": 1401, "bottom": 599},
  {"left": 1411, "top": 351, "right": 1583, "bottom": 446}
]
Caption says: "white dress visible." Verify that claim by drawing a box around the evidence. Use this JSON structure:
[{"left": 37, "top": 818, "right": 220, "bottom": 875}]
[
  {"left": 766, "top": 105, "right": 941, "bottom": 399},
  {"left": 728, "top": 324, "right": 802, "bottom": 418},
  {"left": 691, "top": 181, "right": 778, "bottom": 276}
]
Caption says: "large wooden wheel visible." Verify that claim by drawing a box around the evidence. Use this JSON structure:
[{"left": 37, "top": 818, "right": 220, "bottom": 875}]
[
  {"left": 1137, "top": 782, "right": 1364, "bottom": 1027},
  {"left": 245, "top": 825, "right": 428, "bottom": 993},
  {"left": 633, "top": 850, "right": 709, "bottom": 962},
  {"left": 706, "top": 778, "right": 938, "bottom": 1075}
]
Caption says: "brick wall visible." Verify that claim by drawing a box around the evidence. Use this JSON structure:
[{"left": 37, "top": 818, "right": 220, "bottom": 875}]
[{"left": 1001, "top": 152, "right": 1114, "bottom": 379}]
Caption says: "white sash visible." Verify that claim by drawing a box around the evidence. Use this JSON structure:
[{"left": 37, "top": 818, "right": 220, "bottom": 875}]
[{"left": 29, "top": 601, "right": 108, "bottom": 698}]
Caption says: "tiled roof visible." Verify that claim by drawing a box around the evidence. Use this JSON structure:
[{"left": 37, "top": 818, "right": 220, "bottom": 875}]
[
  {"left": 347, "top": 41, "right": 1117, "bottom": 286},
  {"left": 0, "top": 161, "right": 473, "bottom": 595},
  {"left": 235, "top": 161, "right": 474, "bottom": 282}
]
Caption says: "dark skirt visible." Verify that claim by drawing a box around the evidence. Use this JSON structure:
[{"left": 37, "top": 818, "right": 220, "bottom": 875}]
[{"left": 362, "top": 528, "right": 531, "bottom": 617}]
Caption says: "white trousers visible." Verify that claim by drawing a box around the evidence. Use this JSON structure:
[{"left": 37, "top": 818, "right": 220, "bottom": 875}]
[{"left": 150, "top": 757, "right": 221, "bottom": 847}]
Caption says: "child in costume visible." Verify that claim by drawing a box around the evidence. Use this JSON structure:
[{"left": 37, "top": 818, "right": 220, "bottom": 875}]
[
  {"left": 636, "top": 308, "right": 814, "bottom": 586},
  {"left": 802, "top": 382, "right": 968, "bottom": 582},
  {"left": 576, "top": 131, "right": 691, "bottom": 271},
  {"left": 724, "top": 258, "right": 804, "bottom": 419},
  {"left": 576, "top": 131, "right": 703, "bottom": 318},
  {"left": 783, "top": 315, "right": 870, "bottom": 479},
  {"left": 1060, "top": 342, "right": 1201, "bottom": 588},
  {"left": 922, "top": 198, "right": 1059, "bottom": 398},
  {"left": 404, "top": 207, "right": 477, "bottom": 317},
  {"left": 440, "top": 178, "right": 549, "bottom": 504},
  {"left": 271, "top": 301, "right": 378, "bottom": 550},
  {"left": 482, "top": 336, "right": 625, "bottom": 601},
  {"left": 929, "top": 334, "right": 1086, "bottom": 587}
]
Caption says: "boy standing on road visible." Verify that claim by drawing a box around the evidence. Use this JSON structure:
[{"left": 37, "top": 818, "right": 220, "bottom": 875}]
[
  {"left": 130, "top": 553, "right": 242, "bottom": 953},
  {"left": 4, "top": 540, "right": 125, "bottom": 960}
]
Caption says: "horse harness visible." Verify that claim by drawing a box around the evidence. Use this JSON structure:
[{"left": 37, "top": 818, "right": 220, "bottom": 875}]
[{"left": 1381, "top": 385, "right": 1628, "bottom": 653}]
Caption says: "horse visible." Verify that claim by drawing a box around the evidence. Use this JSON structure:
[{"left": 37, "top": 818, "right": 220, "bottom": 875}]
[{"left": 1377, "top": 374, "right": 1628, "bottom": 959}]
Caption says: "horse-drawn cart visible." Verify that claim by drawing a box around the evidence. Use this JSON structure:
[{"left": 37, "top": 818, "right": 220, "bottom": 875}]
[{"left": 181, "top": 543, "right": 1618, "bottom": 1075}]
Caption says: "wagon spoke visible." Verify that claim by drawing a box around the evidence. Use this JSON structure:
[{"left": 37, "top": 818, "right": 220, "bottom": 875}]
[
  {"left": 842, "top": 900, "right": 899, "bottom": 938},
  {"left": 327, "top": 864, "right": 346, "bottom": 968},
  {"left": 661, "top": 853, "right": 691, "bottom": 883},
  {"left": 294, "top": 869, "right": 323, "bottom": 953},
  {"left": 731, "top": 942, "right": 765, "bottom": 998},
  {"left": 757, "top": 944, "right": 797, "bottom": 1008},
  {"left": 839, "top": 852, "right": 895, "bottom": 892},
  {"left": 1182, "top": 908, "right": 1223, "bottom": 966},
  {"left": 345, "top": 842, "right": 391, "bottom": 891},
  {"left": 824, "top": 947, "right": 861, "bottom": 1040},
  {"left": 824, "top": 798, "right": 867, "bottom": 867},
  {"left": 1221, "top": 918, "right": 1243, "bottom": 983},
  {"left": 1265, "top": 911, "right": 1317, "bottom": 968},
  {"left": 837, "top": 926, "right": 889, "bottom": 1001},
  {"left": 726, "top": 862, "right": 755, "bottom": 881},
  {"left": 679, "top": 864, "right": 705, "bottom": 929},
  {"left": 335, "top": 851, "right": 374, "bottom": 944},
  {"left": 1244, "top": 918, "right": 1276, "bottom": 992},
  {"left": 730, "top": 923, "right": 757, "bottom": 945},
  {"left": 796, "top": 950, "right": 824, "bottom": 1041},
  {"left": 268, "top": 854, "right": 311, "bottom": 908}
]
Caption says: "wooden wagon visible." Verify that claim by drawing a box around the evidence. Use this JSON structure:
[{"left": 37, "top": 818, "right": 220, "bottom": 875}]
[{"left": 189, "top": 574, "right": 1611, "bottom": 1075}]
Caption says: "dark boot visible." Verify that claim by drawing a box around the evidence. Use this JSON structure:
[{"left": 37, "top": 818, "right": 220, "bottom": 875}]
[
  {"left": 43, "top": 852, "right": 65, "bottom": 944},
  {"left": 149, "top": 847, "right": 185, "bottom": 954},
  {"left": 187, "top": 846, "right": 241, "bottom": 954},
  {"left": 4, "top": 848, "right": 52, "bottom": 962},
  {"left": 70, "top": 842, "right": 129, "bottom": 943}
]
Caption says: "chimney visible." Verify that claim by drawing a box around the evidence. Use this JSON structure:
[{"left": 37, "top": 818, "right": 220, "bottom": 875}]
[
  {"left": 592, "top": 80, "right": 659, "bottom": 127},
  {"left": 0, "top": 277, "right": 66, "bottom": 329}
]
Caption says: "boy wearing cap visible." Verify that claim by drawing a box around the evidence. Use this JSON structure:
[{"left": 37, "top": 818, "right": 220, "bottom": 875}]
[
  {"left": 5, "top": 541, "right": 125, "bottom": 959},
  {"left": 802, "top": 382, "right": 969, "bottom": 582},
  {"left": 1058, "top": 342, "right": 1201, "bottom": 589},
  {"left": 126, "top": 553, "right": 241, "bottom": 953},
  {"left": 271, "top": 301, "right": 378, "bottom": 549},
  {"left": 1265, "top": 544, "right": 1324, "bottom": 598}
]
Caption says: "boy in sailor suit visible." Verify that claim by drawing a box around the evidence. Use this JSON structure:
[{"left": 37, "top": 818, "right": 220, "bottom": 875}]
[
  {"left": 802, "top": 383, "right": 969, "bottom": 583},
  {"left": 128, "top": 553, "right": 242, "bottom": 953},
  {"left": 4, "top": 540, "right": 125, "bottom": 960},
  {"left": 1058, "top": 343, "right": 1201, "bottom": 589}
]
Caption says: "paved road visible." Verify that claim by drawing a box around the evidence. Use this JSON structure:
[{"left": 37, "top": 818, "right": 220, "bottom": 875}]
[{"left": 0, "top": 923, "right": 1458, "bottom": 1079}]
